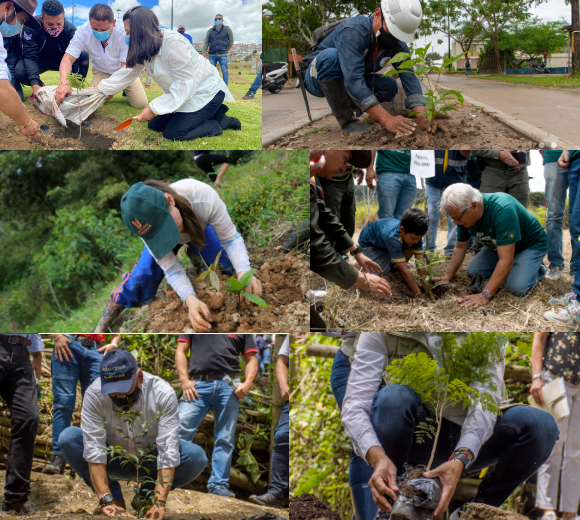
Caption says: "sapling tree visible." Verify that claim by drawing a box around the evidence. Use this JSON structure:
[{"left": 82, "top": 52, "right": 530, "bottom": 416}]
[
  {"left": 196, "top": 250, "right": 222, "bottom": 292},
  {"left": 386, "top": 332, "right": 506, "bottom": 470},
  {"left": 414, "top": 252, "right": 449, "bottom": 299},
  {"left": 102, "top": 408, "right": 167, "bottom": 518},
  {"left": 383, "top": 43, "right": 468, "bottom": 132},
  {"left": 67, "top": 72, "right": 88, "bottom": 139},
  {"left": 225, "top": 269, "right": 269, "bottom": 309}
]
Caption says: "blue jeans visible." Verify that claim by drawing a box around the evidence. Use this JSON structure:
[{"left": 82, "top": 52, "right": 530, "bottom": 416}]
[
  {"left": 568, "top": 158, "right": 580, "bottom": 298},
  {"left": 425, "top": 184, "right": 457, "bottom": 256},
  {"left": 51, "top": 337, "right": 103, "bottom": 454},
  {"left": 248, "top": 72, "right": 261, "bottom": 95},
  {"left": 59, "top": 426, "right": 207, "bottom": 504},
  {"left": 360, "top": 246, "right": 395, "bottom": 274},
  {"left": 466, "top": 246, "right": 547, "bottom": 297},
  {"left": 370, "top": 384, "right": 559, "bottom": 507},
  {"left": 304, "top": 48, "right": 399, "bottom": 114},
  {"left": 209, "top": 55, "right": 229, "bottom": 85},
  {"left": 465, "top": 67, "right": 471, "bottom": 77},
  {"left": 544, "top": 162, "right": 570, "bottom": 269},
  {"left": 178, "top": 379, "right": 240, "bottom": 491},
  {"left": 268, "top": 401, "right": 289, "bottom": 497},
  {"left": 376, "top": 173, "right": 417, "bottom": 220}
]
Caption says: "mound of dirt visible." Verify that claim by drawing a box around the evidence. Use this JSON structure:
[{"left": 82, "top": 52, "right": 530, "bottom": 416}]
[
  {"left": 0, "top": 472, "right": 288, "bottom": 520},
  {"left": 122, "top": 250, "right": 309, "bottom": 333},
  {"left": 461, "top": 503, "right": 528, "bottom": 520},
  {"left": 0, "top": 103, "right": 133, "bottom": 150},
  {"left": 289, "top": 494, "right": 342, "bottom": 520}
]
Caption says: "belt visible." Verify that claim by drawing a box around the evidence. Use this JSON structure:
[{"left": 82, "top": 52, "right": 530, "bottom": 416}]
[
  {"left": 0, "top": 335, "right": 32, "bottom": 347},
  {"left": 193, "top": 372, "right": 238, "bottom": 381},
  {"left": 70, "top": 335, "right": 103, "bottom": 349}
]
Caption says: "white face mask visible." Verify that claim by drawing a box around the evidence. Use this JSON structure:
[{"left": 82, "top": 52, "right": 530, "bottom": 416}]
[{"left": 0, "top": 10, "right": 22, "bottom": 37}]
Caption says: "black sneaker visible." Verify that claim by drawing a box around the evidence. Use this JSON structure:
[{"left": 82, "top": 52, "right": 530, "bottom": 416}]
[
  {"left": 2, "top": 500, "right": 38, "bottom": 515},
  {"left": 42, "top": 453, "right": 65, "bottom": 475},
  {"left": 243, "top": 92, "right": 255, "bottom": 100},
  {"left": 249, "top": 492, "right": 285, "bottom": 508}
]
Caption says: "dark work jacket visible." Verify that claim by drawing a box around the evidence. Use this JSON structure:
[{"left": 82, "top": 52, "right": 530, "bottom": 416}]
[
  {"left": 425, "top": 151, "right": 468, "bottom": 190},
  {"left": 207, "top": 24, "right": 231, "bottom": 55},
  {"left": 310, "top": 182, "right": 359, "bottom": 289},
  {"left": 21, "top": 17, "right": 78, "bottom": 86}
]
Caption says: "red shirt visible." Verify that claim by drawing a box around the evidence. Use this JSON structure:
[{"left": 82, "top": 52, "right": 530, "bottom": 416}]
[{"left": 78, "top": 334, "right": 106, "bottom": 342}]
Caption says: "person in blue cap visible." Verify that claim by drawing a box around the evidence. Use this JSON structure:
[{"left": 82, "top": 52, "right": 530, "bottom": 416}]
[
  {"left": 58, "top": 349, "right": 208, "bottom": 520},
  {"left": 94, "top": 178, "right": 262, "bottom": 333}
]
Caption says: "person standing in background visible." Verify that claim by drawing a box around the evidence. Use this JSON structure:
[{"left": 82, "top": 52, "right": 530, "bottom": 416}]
[
  {"left": 202, "top": 14, "right": 233, "bottom": 86},
  {"left": 177, "top": 25, "right": 192, "bottom": 44}
]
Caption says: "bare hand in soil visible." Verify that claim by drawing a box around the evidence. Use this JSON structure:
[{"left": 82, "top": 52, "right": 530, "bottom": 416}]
[
  {"left": 20, "top": 118, "right": 39, "bottom": 137},
  {"left": 423, "top": 460, "right": 464, "bottom": 519},
  {"left": 433, "top": 275, "right": 451, "bottom": 284},
  {"left": 240, "top": 274, "right": 263, "bottom": 305},
  {"left": 530, "top": 377, "right": 545, "bottom": 405},
  {"left": 181, "top": 379, "right": 198, "bottom": 401},
  {"left": 368, "top": 457, "right": 399, "bottom": 512},
  {"left": 459, "top": 293, "right": 488, "bottom": 308},
  {"left": 383, "top": 115, "right": 416, "bottom": 135},
  {"left": 186, "top": 295, "right": 212, "bottom": 331},
  {"left": 354, "top": 252, "right": 382, "bottom": 274},
  {"left": 133, "top": 106, "right": 156, "bottom": 122},
  {"left": 355, "top": 273, "right": 392, "bottom": 298},
  {"left": 418, "top": 118, "right": 448, "bottom": 134},
  {"left": 145, "top": 504, "right": 165, "bottom": 520},
  {"left": 102, "top": 504, "right": 136, "bottom": 518},
  {"left": 234, "top": 380, "right": 251, "bottom": 399},
  {"left": 54, "top": 335, "right": 73, "bottom": 362},
  {"left": 498, "top": 150, "right": 521, "bottom": 169}
]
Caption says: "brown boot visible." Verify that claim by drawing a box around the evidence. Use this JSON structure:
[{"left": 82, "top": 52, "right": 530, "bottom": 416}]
[
  {"left": 94, "top": 297, "right": 124, "bottom": 333},
  {"left": 2, "top": 500, "right": 38, "bottom": 515}
]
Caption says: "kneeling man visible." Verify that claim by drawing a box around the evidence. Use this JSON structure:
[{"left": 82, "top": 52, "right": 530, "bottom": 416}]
[
  {"left": 59, "top": 350, "right": 207, "bottom": 519},
  {"left": 435, "top": 183, "right": 548, "bottom": 307}
]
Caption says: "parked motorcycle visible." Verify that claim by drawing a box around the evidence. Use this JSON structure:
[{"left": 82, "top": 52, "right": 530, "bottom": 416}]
[
  {"left": 530, "top": 62, "right": 551, "bottom": 74},
  {"left": 262, "top": 62, "right": 289, "bottom": 94}
]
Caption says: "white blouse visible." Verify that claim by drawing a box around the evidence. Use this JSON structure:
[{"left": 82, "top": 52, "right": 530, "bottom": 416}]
[
  {"left": 97, "top": 30, "right": 234, "bottom": 115},
  {"left": 0, "top": 34, "right": 9, "bottom": 80}
]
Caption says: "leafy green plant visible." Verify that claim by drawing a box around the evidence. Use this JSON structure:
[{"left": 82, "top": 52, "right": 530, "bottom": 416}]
[
  {"left": 67, "top": 72, "right": 88, "bottom": 139},
  {"left": 224, "top": 269, "right": 269, "bottom": 309},
  {"left": 102, "top": 407, "right": 167, "bottom": 517},
  {"left": 383, "top": 43, "right": 468, "bottom": 132},
  {"left": 386, "top": 333, "right": 506, "bottom": 470},
  {"left": 196, "top": 250, "right": 222, "bottom": 292},
  {"left": 414, "top": 251, "right": 449, "bottom": 298}
]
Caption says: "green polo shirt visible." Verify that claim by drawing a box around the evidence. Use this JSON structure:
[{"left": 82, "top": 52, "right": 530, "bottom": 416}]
[
  {"left": 375, "top": 151, "right": 412, "bottom": 174},
  {"left": 542, "top": 151, "right": 562, "bottom": 165},
  {"left": 570, "top": 150, "right": 580, "bottom": 162},
  {"left": 456, "top": 193, "right": 548, "bottom": 254}
]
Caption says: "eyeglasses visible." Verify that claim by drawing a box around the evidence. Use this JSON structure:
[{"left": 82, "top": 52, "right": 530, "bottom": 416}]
[
  {"left": 450, "top": 207, "right": 469, "bottom": 223},
  {"left": 215, "top": 18, "right": 222, "bottom": 21}
]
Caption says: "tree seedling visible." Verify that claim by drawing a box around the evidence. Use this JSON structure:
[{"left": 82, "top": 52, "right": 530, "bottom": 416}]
[
  {"left": 225, "top": 268, "right": 269, "bottom": 309},
  {"left": 67, "top": 72, "right": 88, "bottom": 139},
  {"left": 386, "top": 332, "right": 506, "bottom": 471},
  {"left": 196, "top": 250, "right": 222, "bottom": 292},
  {"left": 383, "top": 42, "right": 468, "bottom": 132},
  {"left": 414, "top": 251, "right": 449, "bottom": 299},
  {"left": 102, "top": 407, "right": 168, "bottom": 518}
]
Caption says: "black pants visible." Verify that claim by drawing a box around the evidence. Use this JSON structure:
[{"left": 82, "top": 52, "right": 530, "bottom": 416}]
[
  {"left": 0, "top": 341, "right": 40, "bottom": 504},
  {"left": 148, "top": 90, "right": 227, "bottom": 141},
  {"left": 195, "top": 153, "right": 229, "bottom": 182},
  {"left": 269, "top": 401, "right": 289, "bottom": 497},
  {"left": 15, "top": 50, "right": 89, "bottom": 86}
]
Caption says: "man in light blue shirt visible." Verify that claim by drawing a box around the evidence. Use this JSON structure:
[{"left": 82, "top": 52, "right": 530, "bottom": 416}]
[{"left": 0, "top": 334, "right": 43, "bottom": 514}]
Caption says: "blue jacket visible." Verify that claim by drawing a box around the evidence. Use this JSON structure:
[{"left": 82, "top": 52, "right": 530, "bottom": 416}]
[
  {"left": 304, "top": 15, "right": 426, "bottom": 112},
  {"left": 426, "top": 151, "right": 468, "bottom": 190}
]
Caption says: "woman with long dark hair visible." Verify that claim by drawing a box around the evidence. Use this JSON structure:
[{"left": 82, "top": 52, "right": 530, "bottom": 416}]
[
  {"left": 94, "top": 178, "right": 262, "bottom": 332},
  {"left": 96, "top": 7, "right": 240, "bottom": 141}
]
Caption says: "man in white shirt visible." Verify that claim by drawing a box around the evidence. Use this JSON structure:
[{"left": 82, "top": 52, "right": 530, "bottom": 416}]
[
  {"left": 58, "top": 350, "right": 208, "bottom": 520},
  {"left": 55, "top": 3, "right": 147, "bottom": 109},
  {"left": 342, "top": 332, "right": 559, "bottom": 519},
  {"left": 0, "top": 334, "right": 43, "bottom": 515}
]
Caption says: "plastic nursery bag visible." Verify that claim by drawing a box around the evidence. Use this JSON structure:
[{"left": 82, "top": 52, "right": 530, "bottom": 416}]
[
  {"left": 34, "top": 85, "right": 107, "bottom": 128},
  {"left": 410, "top": 150, "right": 436, "bottom": 178}
]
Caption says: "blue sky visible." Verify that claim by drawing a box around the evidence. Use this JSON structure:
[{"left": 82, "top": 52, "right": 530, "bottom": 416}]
[{"left": 56, "top": 0, "right": 261, "bottom": 43}]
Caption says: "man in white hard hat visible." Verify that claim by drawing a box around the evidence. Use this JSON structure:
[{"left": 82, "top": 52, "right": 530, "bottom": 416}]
[{"left": 301, "top": 0, "right": 447, "bottom": 136}]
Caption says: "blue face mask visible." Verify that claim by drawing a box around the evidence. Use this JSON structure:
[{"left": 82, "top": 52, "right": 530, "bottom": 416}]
[
  {"left": 0, "top": 12, "right": 22, "bottom": 37},
  {"left": 92, "top": 29, "right": 110, "bottom": 41},
  {"left": 125, "top": 35, "right": 129, "bottom": 45},
  {"left": 214, "top": 19, "right": 222, "bottom": 26}
]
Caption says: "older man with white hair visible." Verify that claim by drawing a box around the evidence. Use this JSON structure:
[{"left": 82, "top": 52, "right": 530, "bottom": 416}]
[{"left": 433, "top": 183, "right": 548, "bottom": 307}]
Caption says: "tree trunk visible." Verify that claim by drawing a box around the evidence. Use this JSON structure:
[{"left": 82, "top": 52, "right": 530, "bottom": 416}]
[
  {"left": 493, "top": 34, "right": 502, "bottom": 75},
  {"left": 288, "top": 334, "right": 296, "bottom": 389},
  {"left": 269, "top": 334, "right": 285, "bottom": 484},
  {"left": 426, "top": 408, "right": 443, "bottom": 471},
  {"left": 573, "top": 0, "right": 580, "bottom": 75},
  {"left": 305, "top": 344, "right": 339, "bottom": 358}
]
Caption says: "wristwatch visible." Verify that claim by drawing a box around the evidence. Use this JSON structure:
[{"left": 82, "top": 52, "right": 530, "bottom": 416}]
[
  {"left": 99, "top": 493, "right": 115, "bottom": 508},
  {"left": 349, "top": 245, "right": 363, "bottom": 257},
  {"left": 482, "top": 289, "right": 491, "bottom": 300}
]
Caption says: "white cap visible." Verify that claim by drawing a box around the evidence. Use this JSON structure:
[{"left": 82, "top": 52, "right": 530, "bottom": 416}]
[{"left": 380, "top": 0, "right": 423, "bottom": 43}]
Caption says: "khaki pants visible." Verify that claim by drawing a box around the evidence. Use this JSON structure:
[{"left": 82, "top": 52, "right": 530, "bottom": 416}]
[{"left": 90, "top": 67, "right": 148, "bottom": 109}]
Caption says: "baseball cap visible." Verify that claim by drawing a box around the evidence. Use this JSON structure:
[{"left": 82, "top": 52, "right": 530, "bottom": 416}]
[
  {"left": 177, "top": 24, "right": 185, "bottom": 30},
  {"left": 349, "top": 151, "right": 373, "bottom": 169},
  {"left": 100, "top": 350, "right": 138, "bottom": 396},
  {"left": 13, "top": 0, "right": 41, "bottom": 28},
  {"left": 121, "top": 182, "right": 180, "bottom": 259}
]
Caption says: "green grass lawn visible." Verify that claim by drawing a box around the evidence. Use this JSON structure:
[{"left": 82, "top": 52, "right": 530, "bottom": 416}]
[
  {"left": 23, "top": 61, "right": 262, "bottom": 150},
  {"left": 472, "top": 74, "right": 580, "bottom": 89}
]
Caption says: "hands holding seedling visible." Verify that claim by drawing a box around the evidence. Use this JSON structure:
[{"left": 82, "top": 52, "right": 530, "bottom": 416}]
[
  {"left": 235, "top": 271, "right": 264, "bottom": 306},
  {"left": 186, "top": 295, "right": 213, "bottom": 332},
  {"left": 423, "top": 460, "right": 464, "bottom": 519},
  {"left": 145, "top": 503, "right": 166, "bottom": 520},
  {"left": 103, "top": 504, "right": 136, "bottom": 518}
]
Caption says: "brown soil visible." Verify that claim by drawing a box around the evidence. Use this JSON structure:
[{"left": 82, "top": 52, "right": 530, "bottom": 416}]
[
  {"left": 0, "top": 103, "right": 133, "bottom": 150},
  {"left": 0, "top": 473, "right": 288, "bottom": 520},
  {"left": 267, "top": 100, "right": 536, "bottom": 151},
  {"left": 121, "top": 250, "right": 309, "bottom": 333},
  {"left": 289, "top": 494, "right": 342, "bottom": 520},
  {"left": 461, "top": 503, "right": 528, "bottom": 520},
  {"left": 400, "top": 467, "right": 428, "bottom": 500}
]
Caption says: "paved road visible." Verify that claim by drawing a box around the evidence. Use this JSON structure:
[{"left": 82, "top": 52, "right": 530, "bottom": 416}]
[{"left": 438, "top": 75, "right": 580, "bottom": 144}]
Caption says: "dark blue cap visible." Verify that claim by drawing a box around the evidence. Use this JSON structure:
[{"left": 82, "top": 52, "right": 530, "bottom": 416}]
[{"left": 100, "top": 350, "right": 138, "bottom": 396}]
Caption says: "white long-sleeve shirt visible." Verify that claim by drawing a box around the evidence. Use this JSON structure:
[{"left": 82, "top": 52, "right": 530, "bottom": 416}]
[
  {"left": 81, "top": 371, "right": 180, "bottom": 469},
  {"left": 147, "top": 178, "right": 251, "bottom": 303},
  {"left": 0, "top": 33, "right": 9, "bottom": 80},
  {"left": 98, "top": 30, "right": 234, "bottom": 115},
  {"left": 65, "top": 21, "right": 128, "bottom": 74},
  {"left": 342, "top": 332, "right": 505, "bottom": 464}
]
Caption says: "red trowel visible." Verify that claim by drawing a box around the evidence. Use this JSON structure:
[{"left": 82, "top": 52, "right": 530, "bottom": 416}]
[{"left": 114, "top": 117, "right": 135, "bottom": 131}]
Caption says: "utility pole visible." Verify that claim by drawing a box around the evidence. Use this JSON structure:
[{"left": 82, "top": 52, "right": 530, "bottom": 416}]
[
  {"left": 71, "top": 3, "right": 75, "bottom": 25},
  {"left": 171, "top": 0, "right": 173, "bottom": 29},
  {"left": 447, "top": 4, "right": 451, "bottom": 70},
  {"left": 116, "top": 8, "right": 120, "bottom": 19}
]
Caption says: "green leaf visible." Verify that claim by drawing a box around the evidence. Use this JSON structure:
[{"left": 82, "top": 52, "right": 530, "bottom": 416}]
[
  {"left": 226, "top": 277, "right": 243, "bottom": 293},
  {"left": 238, "top": 268, "right": 255, "bottom": 290},
  {"left": 209, "top": 270, "right": 220, "bottom": 292},
  {"left": 196, "top": 270, "right": 210, "bottom": 281},
  {"left": 443, "top": 51, "right": 468, "bottom": 68},
  {"left": 211, "top": 250, "right": 222, "bottom": 271},
  {"left": 294, "top": 468, "right": 333, "bottom": 496},
  {"left": 387, "top": 51, "right": 411, "bottom": 65},
  {"left": 382, "top": 68, "right": 401, "bottom": 78},
  {"left": 241, "top": 292, "right": 270, "bottom": 308},
  {"left": 396, "top": 59, "right": 420, "bottom": 69}
]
